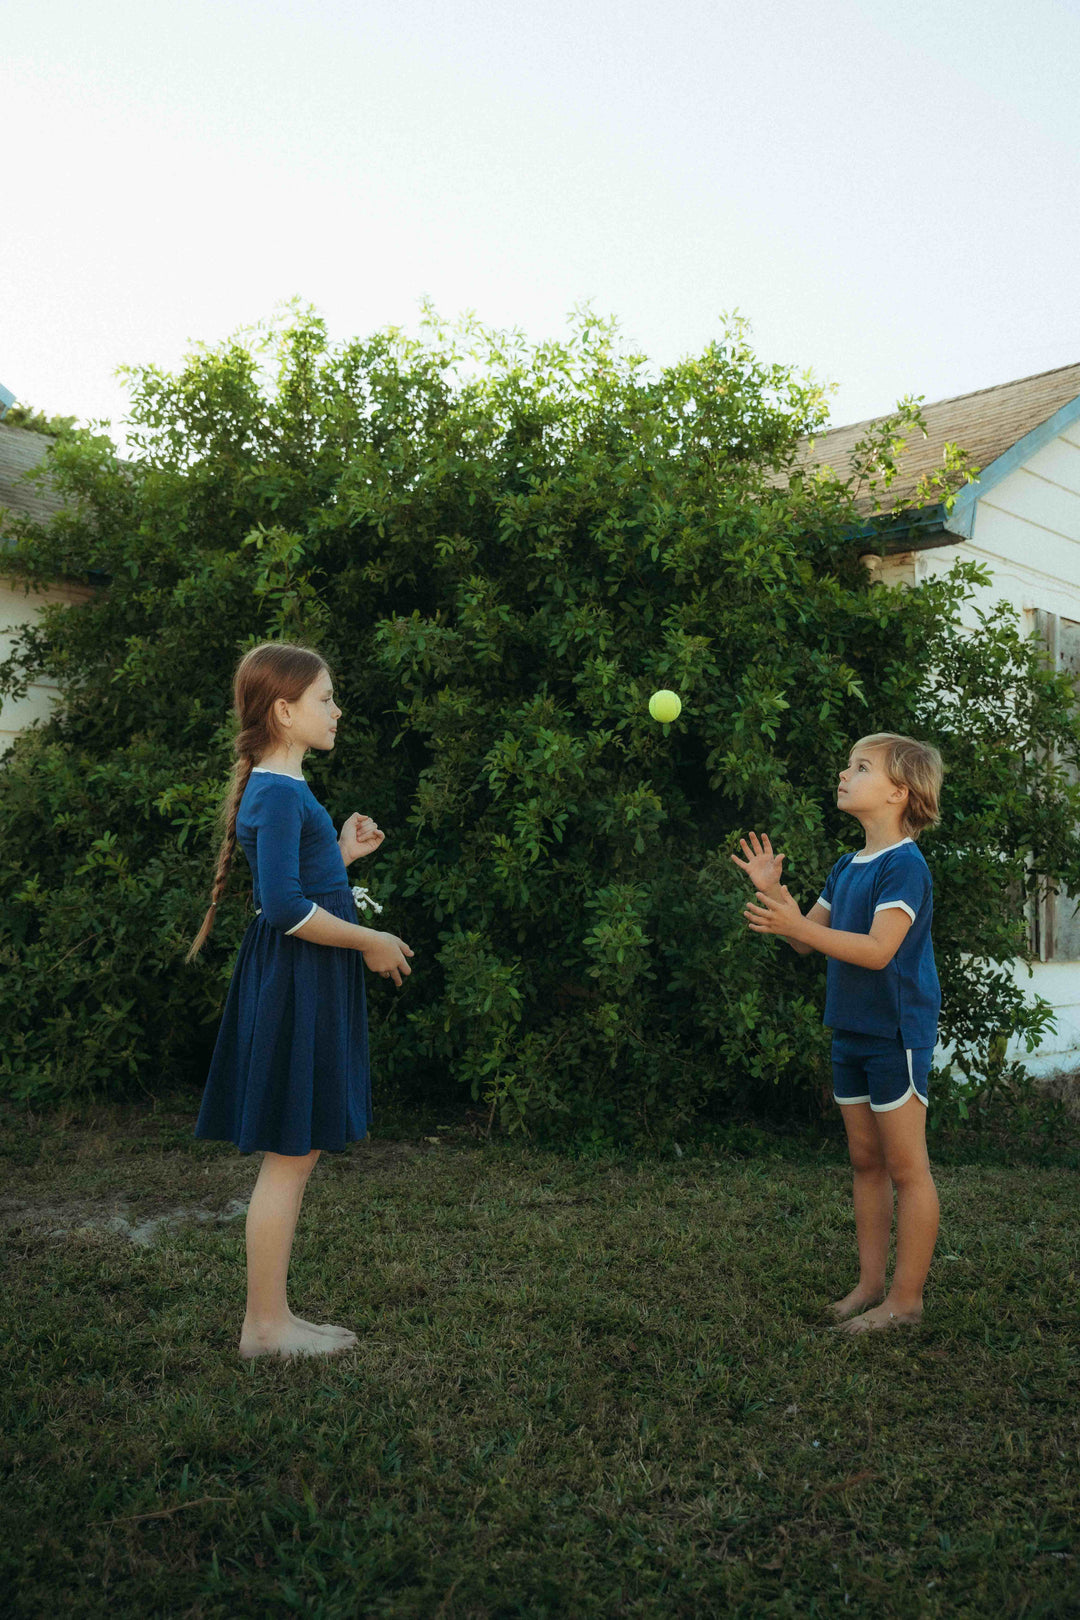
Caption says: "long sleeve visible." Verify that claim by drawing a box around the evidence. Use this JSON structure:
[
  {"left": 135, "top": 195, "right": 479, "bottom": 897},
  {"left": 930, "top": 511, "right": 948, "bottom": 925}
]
[{"left": 253, "top": 784, "right": 319, "bottom": 934}]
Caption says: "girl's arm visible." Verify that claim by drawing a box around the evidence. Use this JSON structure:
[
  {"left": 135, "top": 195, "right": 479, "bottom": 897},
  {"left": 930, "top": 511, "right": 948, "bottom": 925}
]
[
  {"left": 338, "top": 813, "right": 385, "bottom": 866},
  {"left": 745, "top": 887, "right": 912, "bottom": 969},
  {"left": 291, "top": 906, "right": 414, "bottom": 984},
  {"left": 254, "top": 787, "right": 411, "bottom": 981},
  {"left": 289, "top": 908, "right": 384, "bottom": 950}
]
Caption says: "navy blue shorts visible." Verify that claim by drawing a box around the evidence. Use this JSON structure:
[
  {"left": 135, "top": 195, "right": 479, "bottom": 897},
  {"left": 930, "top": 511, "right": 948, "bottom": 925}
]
[{"left": 831, "top": 1029, "right": 932, "bottom": 1113}]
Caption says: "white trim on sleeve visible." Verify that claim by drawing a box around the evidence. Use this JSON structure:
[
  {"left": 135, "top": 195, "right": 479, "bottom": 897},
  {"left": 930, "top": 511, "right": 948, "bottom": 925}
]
[
  {"left": 285, "top": 902, "right": 318, "bottom": 935},
  {"left": 817, "top": 896, "right": 831, "bottom": 911},
  {"left": 874, "top": 900, "right": 916, "bottom": 922}
]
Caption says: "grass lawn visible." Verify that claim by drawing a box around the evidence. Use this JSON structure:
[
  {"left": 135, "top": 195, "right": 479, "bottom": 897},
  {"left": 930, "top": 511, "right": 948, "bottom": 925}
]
[{"left": 1, "top": 1097, "right": 1077, "bottom": 1619}]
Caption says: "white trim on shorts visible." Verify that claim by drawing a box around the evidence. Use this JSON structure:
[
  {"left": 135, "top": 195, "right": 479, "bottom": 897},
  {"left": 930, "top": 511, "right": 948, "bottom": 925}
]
[
  {"left": 870, "top": 1047, "right": 928, "bottom": 1113},
  {"left": 833, "top": 1048, "right": 929, "bottom": 1112}
]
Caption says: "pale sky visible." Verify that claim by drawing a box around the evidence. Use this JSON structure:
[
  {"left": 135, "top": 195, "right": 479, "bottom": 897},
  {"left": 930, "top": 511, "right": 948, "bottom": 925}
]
[{"left": 4, "top": 0, "right": 1079, "bottom": 446}]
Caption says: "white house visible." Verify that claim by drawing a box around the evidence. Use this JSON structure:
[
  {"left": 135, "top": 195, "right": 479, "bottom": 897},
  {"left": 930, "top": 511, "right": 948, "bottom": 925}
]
[
  {"left": 798, "top": 361, "right": 1080, "bottom": 1072},
  {"left": 0, "top": 422, "right": 93, "bottom": 752}
]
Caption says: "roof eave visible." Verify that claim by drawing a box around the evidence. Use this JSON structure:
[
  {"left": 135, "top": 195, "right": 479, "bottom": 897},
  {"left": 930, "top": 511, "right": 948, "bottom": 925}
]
[
  {"left": 942, "top": 392, "right": 1080, "bottom": 541},
  {"left": 849, "top": 503, "right": 950, "bottom": 557}
]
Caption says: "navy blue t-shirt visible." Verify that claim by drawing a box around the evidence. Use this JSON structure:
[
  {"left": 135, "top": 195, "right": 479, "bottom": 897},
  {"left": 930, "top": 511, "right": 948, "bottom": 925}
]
[
  {"left": 818, "top": 836, "right": 940, "bottom": 1047},
  {"left": 236, "top": 769, "right": 350, "bottom": 933}
]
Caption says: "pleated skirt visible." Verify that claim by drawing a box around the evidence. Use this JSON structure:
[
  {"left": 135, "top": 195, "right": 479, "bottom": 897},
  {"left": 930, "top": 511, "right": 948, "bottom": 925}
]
[{"left": 194, "top": 888, "right": 371, "bottom": 1155}]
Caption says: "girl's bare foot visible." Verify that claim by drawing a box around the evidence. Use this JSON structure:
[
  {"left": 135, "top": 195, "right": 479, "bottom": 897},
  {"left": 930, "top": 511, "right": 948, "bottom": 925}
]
[
  {"left": 239, "top": 1320, "right": 356, "bottom": 1359},
  {"left": 287, "top": 1311, "right": 357, "bottom": 1342},
  {"left": 835, "top": 1301, "right": 922, "bottom": 1335},
  {"left": 828, "top": 1286, "right": 885, "bottom": 1321}
]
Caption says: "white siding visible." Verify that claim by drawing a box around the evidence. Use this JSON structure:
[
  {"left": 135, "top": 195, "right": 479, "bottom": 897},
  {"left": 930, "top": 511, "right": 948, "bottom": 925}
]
[
  {"left": 980, "top": 467, "right": 1080, "bottom": 542},
  {"left": 1006, "top": 961, "right": 1080, "bottom": 1071},
  {"left": 969, "top": 502, "right": 1080, "bottom": 588},
  {"left": 908, "top": 423, "right": 1080, "bottom": 614},
  {"left": 0, "top": 576, "right": 94, "bottom": 754},
  {"left": 1023, "top": 430, "right": 1080, "bottom": 487}
]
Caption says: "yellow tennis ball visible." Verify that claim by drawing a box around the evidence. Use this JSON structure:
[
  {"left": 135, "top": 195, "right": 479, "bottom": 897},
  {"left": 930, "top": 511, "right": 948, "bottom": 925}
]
[{"left": 648, "top": 689, "right": 682, "bottom": 723}]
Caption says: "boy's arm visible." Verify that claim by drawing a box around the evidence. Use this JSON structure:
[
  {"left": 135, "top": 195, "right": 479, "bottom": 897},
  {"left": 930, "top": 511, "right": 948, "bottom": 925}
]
[
  {"left": 752, "top": 883, "right": 830, "bottom": 955},
  {"left": 729, "top": 835, "right": 829, "bottom": 956},
  {"left": 785, "top": 900, "right": 832, "bottom": 955},
  {"left": 745, "top": 888, "right": 913, "bottom": 969}
]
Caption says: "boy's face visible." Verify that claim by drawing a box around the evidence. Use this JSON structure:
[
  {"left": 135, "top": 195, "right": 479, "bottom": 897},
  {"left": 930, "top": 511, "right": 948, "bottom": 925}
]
[{"left": 837, "top": 746, "right": 907, "bottom": 819}]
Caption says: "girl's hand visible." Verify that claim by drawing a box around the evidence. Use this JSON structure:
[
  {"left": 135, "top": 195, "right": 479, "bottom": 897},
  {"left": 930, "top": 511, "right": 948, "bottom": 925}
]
[
  {"left": 362, "top": 931, "right": 415, "bottom": 987},
  {"left": 339, "top": 813, "right": 385, "bottom": 865},
  {"left": 730, "top": 831, "right": 785, "bottom": 890},
  {"left": 744, "top": 886, "right": 805, "bottom": 940}
]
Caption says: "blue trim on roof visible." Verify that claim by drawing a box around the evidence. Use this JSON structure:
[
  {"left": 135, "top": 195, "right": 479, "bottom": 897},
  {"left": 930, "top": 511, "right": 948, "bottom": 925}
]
[
  {"left": 0, "top": 383, "right": 15, "bottom": 417},
  {"left": 846, "top": 505, "right": 947, "bottom": 546},
  {"left": 943, "top": 391, "right": 1080, "bottom": 540}
]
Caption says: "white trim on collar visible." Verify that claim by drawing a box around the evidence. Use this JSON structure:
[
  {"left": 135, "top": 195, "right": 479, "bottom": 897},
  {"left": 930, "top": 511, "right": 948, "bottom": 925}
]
[
  {"left": 251, "top": 767, "right": 306, "bottom": 780},
  {"left": 851, "top": 836, "right": 913, "bottom": 864}
]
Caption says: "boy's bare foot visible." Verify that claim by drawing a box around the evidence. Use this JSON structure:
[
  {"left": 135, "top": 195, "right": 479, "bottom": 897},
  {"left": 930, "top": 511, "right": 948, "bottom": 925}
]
[
  {"left": 834, "top": 1302, "right": 922, "bottom": 1335},
  {"left": 828, "top": 1286, "right": 885, "bottom": 1321},
  {"left": 239, "top": 1320, "right": 356, "bottom": 1359},
  {"left": 287, "top": 1312, "right": 357, "bottom": 1342}
]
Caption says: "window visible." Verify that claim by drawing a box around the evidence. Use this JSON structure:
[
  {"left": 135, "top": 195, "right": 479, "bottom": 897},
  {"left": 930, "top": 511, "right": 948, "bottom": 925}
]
[{"left": 1032, "top": 611, "right": 1080, "bottom": 961}]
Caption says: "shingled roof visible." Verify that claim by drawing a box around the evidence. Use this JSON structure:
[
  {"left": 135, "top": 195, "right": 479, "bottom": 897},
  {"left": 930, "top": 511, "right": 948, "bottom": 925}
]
[
  {"left": 795, "top": 361, "right": 1080, "bottom": 516},
  {"left": 0, "top": 424, "right": 67, "bottom": 534}
]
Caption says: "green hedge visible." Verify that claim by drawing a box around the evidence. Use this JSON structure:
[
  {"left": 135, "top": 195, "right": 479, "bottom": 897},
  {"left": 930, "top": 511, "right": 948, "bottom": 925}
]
[{"left": 3, "top": 307, "right": 1079, "bottom": 1137}]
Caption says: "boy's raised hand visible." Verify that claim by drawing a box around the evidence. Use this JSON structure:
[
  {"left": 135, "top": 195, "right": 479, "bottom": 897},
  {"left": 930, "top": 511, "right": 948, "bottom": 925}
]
[
  {"left": 730, "top": 831, "right": 785, "bottom": 890},
  {"left": 744, "top": 885, "right": 804, "bottom": 939}
]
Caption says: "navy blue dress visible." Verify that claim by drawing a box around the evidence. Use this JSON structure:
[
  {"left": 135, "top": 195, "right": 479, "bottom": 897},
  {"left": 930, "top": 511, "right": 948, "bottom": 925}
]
[{"left": 194, "top": 769, "right": 371, "bottom": 1155}]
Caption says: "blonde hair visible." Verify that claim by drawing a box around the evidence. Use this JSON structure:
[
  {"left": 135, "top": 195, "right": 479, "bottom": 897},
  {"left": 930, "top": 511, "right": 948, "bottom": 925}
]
[
  {"left": 850, "top": 732, "right": 943, "bottom": 840},
  {"left": 186, "top": 642, "right": 329, "bottom": 961}
]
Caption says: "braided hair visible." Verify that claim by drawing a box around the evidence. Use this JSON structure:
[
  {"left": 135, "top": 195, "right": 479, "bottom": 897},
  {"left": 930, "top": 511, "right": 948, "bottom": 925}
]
[{"left": 186, "top": 642, "right": 329, "bottom": 962}]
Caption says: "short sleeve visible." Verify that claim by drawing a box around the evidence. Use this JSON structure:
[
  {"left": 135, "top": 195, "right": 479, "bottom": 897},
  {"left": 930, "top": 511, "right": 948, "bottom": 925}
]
[
  {"left": 873, "top": 855, "right": 931, "bottom": 924},
  {"left": 818, "top": 856, "right": 848, "bottom": 913},
  {"left": 252, "top": 783, "right": 318, "bottom": 934}
]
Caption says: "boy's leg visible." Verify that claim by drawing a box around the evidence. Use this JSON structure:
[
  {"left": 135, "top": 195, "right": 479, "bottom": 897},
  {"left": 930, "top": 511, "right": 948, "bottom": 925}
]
[
  {"left": 831, "top": 1101, "right": 892, "bottom": 1319},
  {"left": 841, "top": 1095, "right": 938, "bottom": 1333}
]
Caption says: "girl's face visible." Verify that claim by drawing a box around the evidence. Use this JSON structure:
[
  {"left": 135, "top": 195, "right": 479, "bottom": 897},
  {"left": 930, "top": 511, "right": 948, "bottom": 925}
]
[{"left": 277, "top": 671, "right": 341, "bottom": 754}]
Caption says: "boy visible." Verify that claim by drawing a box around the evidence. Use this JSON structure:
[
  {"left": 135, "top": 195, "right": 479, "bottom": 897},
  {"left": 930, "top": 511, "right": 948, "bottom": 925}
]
[{"left": 733, "top": 733, "right": 944, "bottom": 1334}]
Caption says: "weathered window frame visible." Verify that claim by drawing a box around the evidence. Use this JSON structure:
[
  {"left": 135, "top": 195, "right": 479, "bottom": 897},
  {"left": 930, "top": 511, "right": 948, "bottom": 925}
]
[{"left": 1031, "top": 610, "right": 1080, "bottom": 961}]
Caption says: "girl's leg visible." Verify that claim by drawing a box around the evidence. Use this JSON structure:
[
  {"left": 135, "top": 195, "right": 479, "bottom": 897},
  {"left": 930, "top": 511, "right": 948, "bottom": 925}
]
[
  {"left": 841, "top": 1096, "right": 938, "bottom": 1333},
  {"left": 830, "top": 1102, "right": 892, "bottom": 1319},
  {"left": 286, "top": 1172, "right": 354, "bottom": 1339},
  {"left": 240, "top": 1149, "right": 355, "bottom": 1360}
]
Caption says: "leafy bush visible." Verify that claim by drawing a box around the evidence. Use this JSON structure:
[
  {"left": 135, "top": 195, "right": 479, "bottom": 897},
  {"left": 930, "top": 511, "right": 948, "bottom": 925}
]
[{"left": 3, "top": 306, "right": 1080, "bottom": 1137}]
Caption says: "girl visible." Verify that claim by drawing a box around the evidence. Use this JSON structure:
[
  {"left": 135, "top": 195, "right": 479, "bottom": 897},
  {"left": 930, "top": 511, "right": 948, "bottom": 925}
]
[{"left": 188, "top": 642, "right": 414, "bottom": 1360}]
